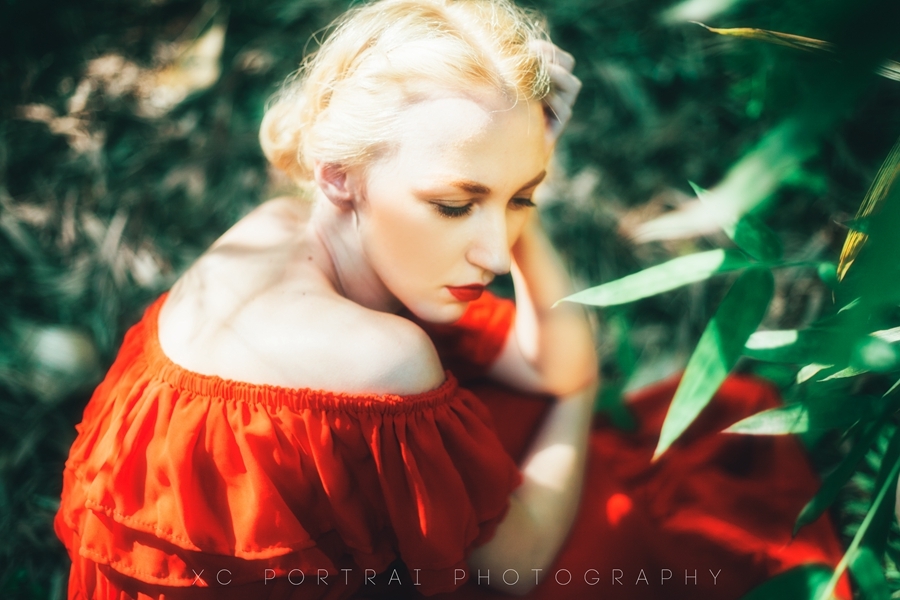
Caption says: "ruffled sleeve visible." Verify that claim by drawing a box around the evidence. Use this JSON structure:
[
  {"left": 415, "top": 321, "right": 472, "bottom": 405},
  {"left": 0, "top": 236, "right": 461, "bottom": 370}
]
[
  {"left": 414, "top": 291, "right": 516, "bottom": 382},
  {"left": 54, "top": 294, "right": 522, "bottom": 597}
]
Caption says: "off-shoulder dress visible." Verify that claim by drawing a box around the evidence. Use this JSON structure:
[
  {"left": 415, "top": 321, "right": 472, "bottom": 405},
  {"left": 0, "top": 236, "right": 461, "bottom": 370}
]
[{"left": 55, "top": 291, "right": 850, "bottom": 600}]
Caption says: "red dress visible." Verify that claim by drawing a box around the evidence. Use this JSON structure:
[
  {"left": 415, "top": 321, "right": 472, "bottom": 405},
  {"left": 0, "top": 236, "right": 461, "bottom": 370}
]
[{"left": 55, "top": 292, "right": 850, "bottom": 600}]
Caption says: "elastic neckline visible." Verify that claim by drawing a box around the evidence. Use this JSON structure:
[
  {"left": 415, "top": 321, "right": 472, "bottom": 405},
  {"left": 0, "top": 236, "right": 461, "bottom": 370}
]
[{"left": 144, "top": 293, "right": 459, "bottom": 413}]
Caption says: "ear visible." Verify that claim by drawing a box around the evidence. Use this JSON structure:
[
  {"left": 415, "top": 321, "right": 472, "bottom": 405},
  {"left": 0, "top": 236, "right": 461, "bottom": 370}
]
[{"left": 314, "top": 161, "right": 356, "bottom": 209}]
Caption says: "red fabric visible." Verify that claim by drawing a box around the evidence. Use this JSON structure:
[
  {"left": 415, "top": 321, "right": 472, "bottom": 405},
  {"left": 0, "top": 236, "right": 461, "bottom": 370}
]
[
  {"left": 56, "top": 292, "right": 520, "bottom": 599},
  {"left": 425, "top": 377, "right": 852, "bottom": 600},
  {"left": 56, "top": 291, "right": 850, "bottom": 600}
]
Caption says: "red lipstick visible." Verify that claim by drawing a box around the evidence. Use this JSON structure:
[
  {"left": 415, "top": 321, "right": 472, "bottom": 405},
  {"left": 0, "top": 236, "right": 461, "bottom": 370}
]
[{"left": 447, "top": 285, "right": 485, "bottom": 301}]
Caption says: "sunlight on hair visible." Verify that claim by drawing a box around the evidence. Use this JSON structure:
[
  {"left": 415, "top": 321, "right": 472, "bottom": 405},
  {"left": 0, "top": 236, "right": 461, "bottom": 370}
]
[{"left": 260, "top": 0, "right": 551, "bottom": 185}]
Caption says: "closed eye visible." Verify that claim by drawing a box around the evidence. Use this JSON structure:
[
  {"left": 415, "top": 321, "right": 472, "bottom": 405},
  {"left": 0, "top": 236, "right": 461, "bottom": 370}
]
[
  {"left": 433, "top": 203, "right": 473, "bottom": 218},
  {"left": 510, "top": 197, "right": 536, "bottom": 210}
]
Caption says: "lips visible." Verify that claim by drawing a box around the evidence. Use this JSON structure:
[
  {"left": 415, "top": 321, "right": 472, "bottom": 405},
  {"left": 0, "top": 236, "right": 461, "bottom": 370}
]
[{"left": 447, "top": 285, "right": 485, "bottom": 301}]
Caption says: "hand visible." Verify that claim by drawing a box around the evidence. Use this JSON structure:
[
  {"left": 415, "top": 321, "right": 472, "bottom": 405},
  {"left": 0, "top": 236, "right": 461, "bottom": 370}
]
[{"left": 532, "top": 40, "right": 582, "bottom": 145}]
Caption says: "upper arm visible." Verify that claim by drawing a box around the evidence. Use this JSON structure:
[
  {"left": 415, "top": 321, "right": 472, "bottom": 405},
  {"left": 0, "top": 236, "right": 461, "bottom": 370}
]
[
  {"left": 365, "top": 316, "right": 447, "bottom": 396},
  {"left": 306, "top": 308, "right": 447, "bottom": 396}
]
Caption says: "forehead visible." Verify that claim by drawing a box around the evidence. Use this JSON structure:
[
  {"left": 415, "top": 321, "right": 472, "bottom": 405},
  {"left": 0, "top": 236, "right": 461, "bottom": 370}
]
[{"left": 379, "top": 94, "right": 547, "bottom": 187}]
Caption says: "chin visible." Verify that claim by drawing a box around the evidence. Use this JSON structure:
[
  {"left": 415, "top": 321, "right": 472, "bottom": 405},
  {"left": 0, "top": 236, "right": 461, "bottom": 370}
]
[{"left": 404, "top": 299, "right": 468, "bottom": 325}]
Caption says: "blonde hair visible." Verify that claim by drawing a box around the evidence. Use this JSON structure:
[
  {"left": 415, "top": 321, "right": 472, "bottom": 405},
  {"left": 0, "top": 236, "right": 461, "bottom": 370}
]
[{"left": 260, "top": 0, "right": 551, "bottom": 184}]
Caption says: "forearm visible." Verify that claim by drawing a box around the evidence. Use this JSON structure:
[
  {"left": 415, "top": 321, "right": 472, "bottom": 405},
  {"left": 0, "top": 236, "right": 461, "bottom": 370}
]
[
  {"left": 510, "top": 212, "right": 598, "bottom": 395},
  {"left": 468, "top": 382, "right": 595, "bottom": 595}
]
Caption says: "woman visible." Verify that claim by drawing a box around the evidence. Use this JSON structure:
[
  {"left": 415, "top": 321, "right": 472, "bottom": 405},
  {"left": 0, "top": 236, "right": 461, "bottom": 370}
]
[{"left": 55, "top": 0, "right": 849, "bottom": 598}]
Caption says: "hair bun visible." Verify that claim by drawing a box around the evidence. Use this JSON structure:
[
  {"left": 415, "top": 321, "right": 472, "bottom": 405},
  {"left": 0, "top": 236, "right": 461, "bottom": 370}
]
[{"left": 259, "top": 0, "right": 550, "bottom": 186}]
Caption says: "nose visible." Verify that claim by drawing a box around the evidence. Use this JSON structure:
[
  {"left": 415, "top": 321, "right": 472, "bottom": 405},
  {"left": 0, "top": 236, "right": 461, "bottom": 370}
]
[{"left": 466, "top": 208, "right": 512, "bottom": 276}]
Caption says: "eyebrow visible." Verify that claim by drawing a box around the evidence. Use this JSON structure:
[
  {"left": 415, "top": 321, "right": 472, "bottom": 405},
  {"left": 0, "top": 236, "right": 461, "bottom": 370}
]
[{"left": 442, "top": 170, "right": 547, "bottom": 196}]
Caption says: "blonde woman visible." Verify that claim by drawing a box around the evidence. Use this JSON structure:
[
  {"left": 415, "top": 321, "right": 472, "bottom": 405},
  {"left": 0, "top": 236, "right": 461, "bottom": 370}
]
[{"left": 55, "top": 0, "right": 848, "bottom": 598}]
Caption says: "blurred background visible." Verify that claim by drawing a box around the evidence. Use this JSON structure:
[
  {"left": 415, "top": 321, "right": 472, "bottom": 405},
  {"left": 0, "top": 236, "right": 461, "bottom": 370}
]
[{"left": 2, "top": 0, "right": 900, "bottom": 597}]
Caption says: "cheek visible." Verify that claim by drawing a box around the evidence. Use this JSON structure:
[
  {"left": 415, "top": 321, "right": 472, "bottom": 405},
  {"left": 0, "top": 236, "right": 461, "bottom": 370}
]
[
  {"left": 361, "top": 200, "right": 463, "bottom": 284},
  {"left": 507, "top": 210, "right": 531, "bottom": 245}
]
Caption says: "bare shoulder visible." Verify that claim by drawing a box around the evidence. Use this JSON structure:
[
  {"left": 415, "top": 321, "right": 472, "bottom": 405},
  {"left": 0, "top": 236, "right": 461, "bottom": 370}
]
[
  {"left": 241, "top": 298, "right": 447, "bottom": 397},
  {"left": 160, "top": 285, "right": 446, "bottom": 397},
  {"left": 158, "top": 196, "right": 446, "bottom": 397},
  {"left": 324, "top": 304, "right": 447, "bottom": 396}
]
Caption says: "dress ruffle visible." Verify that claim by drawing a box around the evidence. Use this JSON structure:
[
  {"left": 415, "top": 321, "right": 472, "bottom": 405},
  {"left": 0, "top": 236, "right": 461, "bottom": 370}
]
[{"left": 55, "top": 294, "right": 521, "bottom": 596}]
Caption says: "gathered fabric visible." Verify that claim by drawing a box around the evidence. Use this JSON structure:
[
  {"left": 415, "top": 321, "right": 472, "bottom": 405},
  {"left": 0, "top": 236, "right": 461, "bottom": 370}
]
[
  {"left": 56, "top": 292, "right": 521, "bottom": 598},
  {"left": 57, "top": 291, "right": 851, "bottom": 600}
]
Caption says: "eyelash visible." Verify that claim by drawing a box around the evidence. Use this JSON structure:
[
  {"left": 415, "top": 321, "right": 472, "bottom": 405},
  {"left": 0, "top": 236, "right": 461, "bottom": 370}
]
[
  {"left": 435, "top": 204, "right": 473, "bottom": 218},
  {"left": 511, "top": 197, "right": 537, "bottom": 210},
  {"left": 433, "top": 197, "right": 536, "bottom": 219}
]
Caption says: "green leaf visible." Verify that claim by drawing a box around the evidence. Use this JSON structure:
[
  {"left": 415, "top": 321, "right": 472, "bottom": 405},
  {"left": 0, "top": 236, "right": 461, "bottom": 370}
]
[
  {"left": 557, "top": 249, "right": 753, "bottom": 307},
  {"left": 797, "top": 363, "right": 831, "bottom": 383},
  {"left": 688, "top": 181, "right": 783, "bottom": 261},
  {"left": 653, "top": 268, "right": 774, "bottom": 460},
  {"left": 885, "top": 377, "right": 900, "bottom": 397},
  {"left": 851, "top": 337, "right": 900, "bottom": 372},
  {"left": 849, "top": 547, "right": 890, "bottom": 600},
  {"left": 731, "top": 213, "right": 784, "bottom": 261},
  {"left": 744, "top": 328, "right": 848, "bottom": 365},
  {"left": 738, "top": 564, "right": 833, "bottom": 600},
  {"left": 725, "top": 404, "right": 809, "bottom": 434},
  {"left": 820, "top": 366, "right": 868, "bottom": 381},
  {"left": 862, "top": 424, "right": 900, "bottom": 556},
  {"left": 794, "top": 418, "right": 886, "bottom": 535},
  {"left": 815, "top": 451, "right": 900, "bottom": 600},
  {"left": 839, "top": 216, "right": 873, "bottom": 235},
  {"left": 725, "top": 395, "right": 885, "bottom": 435}
]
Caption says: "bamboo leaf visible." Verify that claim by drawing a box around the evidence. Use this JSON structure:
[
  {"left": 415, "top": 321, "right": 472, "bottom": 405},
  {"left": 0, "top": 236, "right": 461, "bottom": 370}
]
[
  {"left": 875, "top": 61, "right": 900, "bottom": 83},
  {"left": 695, "top": 23, "right": 900, "bottom": 84},
  {"left": 838, "top": 133, "right": 900, "bottom": 280},
  {"left": 848, "top": 547, "right": 890, "bottom": 600},
  {"left": 689, "top": 181, "right": 783, "bottom": 261},
  {"left": 731, "top": 214, "right": 784, "bottom": 261},
  {"left": 749, "top": 326, "right": 900, "bottom": 374},
  {"left": 851, "top": 337, "right": 900, "bottom": 373},
  {"left": 744, "top": 329, "right": 846, "bottom": 364},
  {"left": 694, "top": 23, "right": 836, "bottom": 54},
  {"left": 738, "top": 564, "right": 833, "bottom": 600},
  {"left": 820, "top": 366, "right": 868, "bottom": 381},
  {"left": 725, "top": 404, "right": 808, "bottom": 435},
  {"left": 794, "top": 418, "right": 886, "bottom": 535},
  {"left": 797, "top": 364, "right": 831, "bottom": 383},
  {"left": 557, "top": 249, "right": 753, "bottom": 307},
  {"left": 726, "top": 395, "right": 885, "bottom": 435},
  {"left": 653, "top": 268, "right": 774, "bottom": 460},
  {"left": 815, "top": 451, "right": 900, "bottom": 600},
  {"left": 874, "top": 326, "right": 900, "bottom": 343},
  {"left": 862, "top": 425, "right": 900, "bottom": 557}
]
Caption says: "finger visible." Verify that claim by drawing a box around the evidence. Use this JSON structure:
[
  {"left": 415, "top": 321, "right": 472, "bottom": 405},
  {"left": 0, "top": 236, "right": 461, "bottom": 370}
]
[
  {"left": 552, "top": 47, "right": 575, "bottom": 71},
  {"left": 544, "top": 93, "right": 572, "bottom": 131},
  {"left": 548, "top": 63, "right": 582, "bottom": 98},
  {"left": 530, "top": 40, "right": 576, "bottom": 71}
]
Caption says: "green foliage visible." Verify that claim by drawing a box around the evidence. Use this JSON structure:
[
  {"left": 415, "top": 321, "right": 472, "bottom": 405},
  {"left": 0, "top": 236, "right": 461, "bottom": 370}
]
[
  {"left": 738, "top": 564, "right": 834, "bottom": 600},
  {"left": 3, "top": 0, "right": 900, "bottom": 597},
  {"left": 724, "top": 396, "right": 888, "bottom": 435},
  {"left": 850, "top": 547, "right": 891, "bottom": 600},
  {"left": 794, "top": 418, "right": 887, "bottom": 536},
  {"left": 654, "top": 267, "right": 773, "bottom": 458},
  {"left": 558, "top": 249, "right": 754, "bottom": 307}
]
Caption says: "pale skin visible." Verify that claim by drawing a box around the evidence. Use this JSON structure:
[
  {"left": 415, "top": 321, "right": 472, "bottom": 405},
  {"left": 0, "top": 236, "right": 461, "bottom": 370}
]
[{"left": 158, "top": 44, "right": 593, "bottom": 595}]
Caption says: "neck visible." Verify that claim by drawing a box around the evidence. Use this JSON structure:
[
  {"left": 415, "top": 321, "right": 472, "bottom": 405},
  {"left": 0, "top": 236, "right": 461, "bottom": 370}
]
[{"left": 308, "top": 193, "right": 403, "bottom": 314}]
